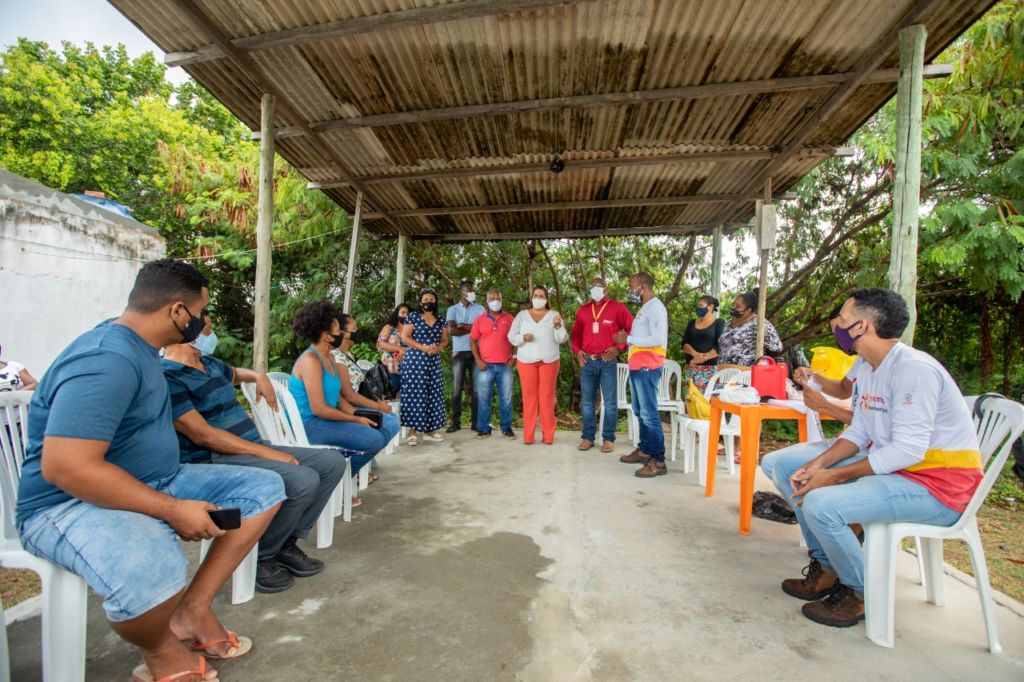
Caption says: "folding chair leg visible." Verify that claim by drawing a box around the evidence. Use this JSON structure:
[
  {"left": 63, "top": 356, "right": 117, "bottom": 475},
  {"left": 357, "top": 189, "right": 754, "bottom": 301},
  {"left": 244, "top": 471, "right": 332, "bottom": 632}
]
[
  {"left": 231, "top": 545, "right": 257, "bottom": 605},
  {"left": 41, "top": 567, "right": 88, "bottom": 682},
  {"left": 915, "top": 536, "right": 927, "bottom": 588},
  {"left": 963, "top": 524, "right": 1001, "bottom": 653},
  {"left": 342, "top": 462, "right": 353, "bottom": 523},
  {"left": 669, "top": 417, "right": 677, "bottom": 462},
  {"left": 864, "top": 524, "right": 898, "bottom": 648},
  {"left": 920, "top": 537, "right": 945, "bottom": 607}
]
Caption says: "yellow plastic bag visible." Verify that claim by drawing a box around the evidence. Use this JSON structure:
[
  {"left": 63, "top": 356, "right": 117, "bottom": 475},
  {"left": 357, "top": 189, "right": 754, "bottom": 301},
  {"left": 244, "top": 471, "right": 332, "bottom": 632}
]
[
  {"left": 686, "top": 381, "right": 712, "bottom": 420},
  {"left": 809, "top": 346, "right": 857, "bottom": 381}
]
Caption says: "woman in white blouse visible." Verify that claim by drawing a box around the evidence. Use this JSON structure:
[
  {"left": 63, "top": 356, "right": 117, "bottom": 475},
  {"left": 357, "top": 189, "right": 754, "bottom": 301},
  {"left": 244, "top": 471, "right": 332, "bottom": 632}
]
[{"left": 509, "top": 285, "right": 569, "bottom": 444}]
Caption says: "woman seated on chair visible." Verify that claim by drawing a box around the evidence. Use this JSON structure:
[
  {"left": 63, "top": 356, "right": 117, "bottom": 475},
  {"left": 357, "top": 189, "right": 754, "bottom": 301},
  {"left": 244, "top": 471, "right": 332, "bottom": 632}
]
[
  {"left": 330, "top": 311, "right": 401, "bottom": 478},
  {"left": 288, "top": 301, "right": 393, "bottom": 471}
]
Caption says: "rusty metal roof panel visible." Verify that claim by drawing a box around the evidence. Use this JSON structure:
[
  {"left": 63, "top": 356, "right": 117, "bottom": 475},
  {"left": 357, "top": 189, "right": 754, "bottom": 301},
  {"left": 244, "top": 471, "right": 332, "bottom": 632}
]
[{"left": 107, "top": 0, "right": 995, "bottom": 238}]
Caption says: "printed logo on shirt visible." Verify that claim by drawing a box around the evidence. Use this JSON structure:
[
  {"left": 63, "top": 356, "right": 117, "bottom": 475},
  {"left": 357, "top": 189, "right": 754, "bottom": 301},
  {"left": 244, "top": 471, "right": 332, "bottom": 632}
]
[
  {"left": 859, "top": 392, "right": 888, "bottom": 413},
  {"left": 902, "top": 392, "right": 914, "bottom": 406}
]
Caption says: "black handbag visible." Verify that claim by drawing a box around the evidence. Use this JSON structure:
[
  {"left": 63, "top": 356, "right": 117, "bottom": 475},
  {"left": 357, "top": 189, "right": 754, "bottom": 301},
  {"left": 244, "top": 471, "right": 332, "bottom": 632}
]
[
  {"left": 358, "top": 361, "right": 395, "bottom": 401},
  {"left": 353, "top": 408, "right": 383, "bottom": 429}
]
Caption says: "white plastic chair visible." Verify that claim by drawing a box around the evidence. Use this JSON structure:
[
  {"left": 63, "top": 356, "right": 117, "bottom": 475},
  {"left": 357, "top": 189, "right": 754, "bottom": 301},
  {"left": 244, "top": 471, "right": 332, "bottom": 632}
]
[
  {"left": 198, "top": 538, "right": 258, "bottom": 605},
  {"left": 863, "top": 397, "right": 1024, "bottom": 652},
  {"left": 680, "top": 370, "right": 748, "bottom": 484},
  {"left": 0, "top": 391, "right": 87, "bottom": 682},
  {"left": 598, "top": 363, "right": 633, "bottom": 443},
  {"left": 270, "top": 371, "right": 375, "bottom": 490},
  {"left": 240, "top": 382, "right": 352, "bottom": 536}
]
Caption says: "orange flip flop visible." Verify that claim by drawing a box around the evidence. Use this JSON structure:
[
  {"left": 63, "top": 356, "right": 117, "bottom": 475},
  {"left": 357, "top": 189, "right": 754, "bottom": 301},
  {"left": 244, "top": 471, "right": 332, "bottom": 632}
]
[
  {"left": 131, "top": 655, "right": 217, "bottom": 682},
  {"left": 190, "top": 631, "right": 252, "bottom": 661}
]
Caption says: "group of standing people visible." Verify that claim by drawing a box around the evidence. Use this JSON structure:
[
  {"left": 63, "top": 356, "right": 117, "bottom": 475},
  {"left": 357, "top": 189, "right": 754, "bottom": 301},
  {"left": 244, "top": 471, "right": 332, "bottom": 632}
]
[{"left": 371, "top": 274, "right": 789, "bottom": 479}]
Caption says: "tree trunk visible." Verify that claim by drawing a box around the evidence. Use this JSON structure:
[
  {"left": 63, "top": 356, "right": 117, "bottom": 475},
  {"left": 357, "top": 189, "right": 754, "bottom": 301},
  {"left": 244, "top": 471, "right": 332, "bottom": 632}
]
[
  {"left": 979, "top": 296, "right": 993, "bottom": 390},
  {"left": 538, "top": 240, "right": 577, "bottom": 412},
  {"left": 598, "top": 236, "right": 607, "bottom": 281}
]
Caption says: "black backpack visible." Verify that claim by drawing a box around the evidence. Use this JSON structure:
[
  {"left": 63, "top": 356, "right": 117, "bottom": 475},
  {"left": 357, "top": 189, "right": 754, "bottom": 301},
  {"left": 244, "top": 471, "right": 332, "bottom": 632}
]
[{"left": 358, "top": 361, "right": 395, "bottom": 402}]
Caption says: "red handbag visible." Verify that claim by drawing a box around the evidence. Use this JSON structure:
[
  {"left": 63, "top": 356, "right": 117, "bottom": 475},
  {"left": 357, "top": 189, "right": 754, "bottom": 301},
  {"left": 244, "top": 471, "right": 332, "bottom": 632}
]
[{"left": 751, "top": 356, "right": 788, "bottom": 400}]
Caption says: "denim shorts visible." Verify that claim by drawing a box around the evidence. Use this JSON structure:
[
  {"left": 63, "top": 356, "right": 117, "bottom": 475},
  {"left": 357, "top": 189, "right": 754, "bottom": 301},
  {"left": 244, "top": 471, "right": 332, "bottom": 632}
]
[{"left": 17, "top": 463, "right": 285, "bottom": 622}]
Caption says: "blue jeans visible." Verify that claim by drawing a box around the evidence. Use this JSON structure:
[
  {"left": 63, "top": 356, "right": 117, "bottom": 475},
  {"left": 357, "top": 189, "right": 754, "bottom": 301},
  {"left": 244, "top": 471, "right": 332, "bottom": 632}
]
[
  {"left": 475, "top": 362, "right": 514, "bottom": 434},
  {"left": 303, "top": 410, "right": 400, "bottom": 470},
  {"left": 580, "top": 358, "right": 618, "bottom": 443},
  {"left": 17, "top": 463, "right": 285, "bottom": 622},
  {"left": 629, "top": 367, "right": 665, "bottom": 461},
  {"left": 764, "top": 442, "right": 961, "bottom": 594}
]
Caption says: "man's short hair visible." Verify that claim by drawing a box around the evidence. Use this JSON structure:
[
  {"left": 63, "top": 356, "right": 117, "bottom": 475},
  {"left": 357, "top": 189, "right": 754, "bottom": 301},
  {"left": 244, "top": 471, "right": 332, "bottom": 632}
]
[
  {"left": 486, "top": 288, "right": 502, "bottom": 297},
  {"left": 633, "top": 272, "right": 655, "bottom": 290},
  {"left": 848, "top": 288, "right": 910, "bottom": 339},
  {"left": 827, "top": 304, "right": 844, "bottom": 322},
  {"left": 127, "top": 259, "right": 208, "bottom": 313},
  {"left": 460, "top": 280, "right": 474, "bottom": 289}
]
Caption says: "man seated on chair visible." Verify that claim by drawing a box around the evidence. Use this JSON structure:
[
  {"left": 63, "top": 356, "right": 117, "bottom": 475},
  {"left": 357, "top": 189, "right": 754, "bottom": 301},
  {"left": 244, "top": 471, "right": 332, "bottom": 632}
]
[
  {"left": 162, "top": 325, "right": 346, "bottom": 595},
  {"left": 15, "top": 259, "right": 285, "bottom": 682},
  {"left": 764, "top": 288, "right": 981, "bottom": 628}
]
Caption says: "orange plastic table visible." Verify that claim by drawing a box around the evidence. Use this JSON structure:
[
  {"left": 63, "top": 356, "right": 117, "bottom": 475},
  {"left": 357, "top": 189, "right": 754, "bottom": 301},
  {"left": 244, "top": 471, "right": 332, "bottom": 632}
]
[{"left": 704, "top": 396, "right": 824, "bottom": 535}]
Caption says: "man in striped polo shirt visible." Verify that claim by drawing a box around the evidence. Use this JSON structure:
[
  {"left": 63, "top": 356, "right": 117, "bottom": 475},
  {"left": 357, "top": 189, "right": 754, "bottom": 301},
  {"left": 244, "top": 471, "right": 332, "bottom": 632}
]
[
  {"left": 770, "top": 289, "right": 981, "bottom": 628},
  {"left": 162, "top": 336, "right": 346, "bottom": 594}
]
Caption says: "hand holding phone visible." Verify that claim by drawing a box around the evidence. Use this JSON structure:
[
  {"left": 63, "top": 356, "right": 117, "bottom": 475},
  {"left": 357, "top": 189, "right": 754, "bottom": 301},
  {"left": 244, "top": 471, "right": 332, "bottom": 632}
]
[{"left": 208, "top": 507, "right": 241, "bottom": 530}]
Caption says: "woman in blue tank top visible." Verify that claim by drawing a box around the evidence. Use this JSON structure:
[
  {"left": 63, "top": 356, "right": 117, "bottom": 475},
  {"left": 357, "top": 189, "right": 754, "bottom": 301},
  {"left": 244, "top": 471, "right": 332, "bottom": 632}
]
[{"left": 289, "top": 301, "right": 394, "bottom": 472}]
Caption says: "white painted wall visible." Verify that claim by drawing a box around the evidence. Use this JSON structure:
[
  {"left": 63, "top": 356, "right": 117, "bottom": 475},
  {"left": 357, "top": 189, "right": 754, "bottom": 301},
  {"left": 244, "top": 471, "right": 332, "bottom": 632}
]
[{"left": 0, "top": 170, "right": 165, "bottom": 377}]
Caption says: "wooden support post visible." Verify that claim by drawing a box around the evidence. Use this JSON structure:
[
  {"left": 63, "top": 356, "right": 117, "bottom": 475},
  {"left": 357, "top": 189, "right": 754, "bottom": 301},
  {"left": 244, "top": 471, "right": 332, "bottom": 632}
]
[
  {"left": 394, "top": 234, "right": 408, "bottom": 307},
  {"left": 253, "top": 93, "right": 274, "bottom": 373},
  {"left": 711, "top": 225, "right": 723, "bottom": 301},
  {"left": 888, "top": 24, "right": 926, "bottom": 344},
  {"left": 342, "top": 192, "right": 363, "bottom": 313},
  {"left": 755, "top": 181, "right": 772, "bottom": 359}
]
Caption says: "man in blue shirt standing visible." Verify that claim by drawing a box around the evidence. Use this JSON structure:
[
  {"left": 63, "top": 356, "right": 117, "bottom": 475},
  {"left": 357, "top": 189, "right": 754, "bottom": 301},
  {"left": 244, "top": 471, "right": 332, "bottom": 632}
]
[
  {"left": 16, "top": 259, "right": 285, "bottom": 682},
  {"left": 162, "top": 333, "right": 345, "bottom": 594},
  {"left": 445, "top": 280, "right": 485, "bottom": 432}
]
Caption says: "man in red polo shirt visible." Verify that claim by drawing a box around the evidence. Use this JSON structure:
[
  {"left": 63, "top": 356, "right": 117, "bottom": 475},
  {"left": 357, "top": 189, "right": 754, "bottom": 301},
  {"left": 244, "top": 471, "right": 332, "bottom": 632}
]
[
  {"left": 571, "top": 277, "right": 633, "bottom": 453},
  {"left": 470, "top": 289, "right": 517, "bottom": 439}
]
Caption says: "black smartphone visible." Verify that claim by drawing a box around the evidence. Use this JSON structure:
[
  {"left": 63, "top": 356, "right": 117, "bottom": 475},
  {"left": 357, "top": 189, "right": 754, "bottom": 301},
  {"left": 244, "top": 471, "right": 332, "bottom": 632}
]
[{"left": 208, "top": 507, "right": 241, "bottom": 530}]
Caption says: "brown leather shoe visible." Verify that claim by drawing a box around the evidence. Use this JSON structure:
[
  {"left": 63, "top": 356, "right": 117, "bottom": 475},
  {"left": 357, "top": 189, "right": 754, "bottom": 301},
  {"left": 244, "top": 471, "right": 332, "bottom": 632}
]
[
  {"left": 635, "top": 460, "right": 667, "bottom": 478},
  {"left": 801, "top": 585, "right": 865, "bottom": 627},
  {"left": 781, "top": 558, "right": 840, "bottom": 601},
  {"left": 578, "top": 439, "right": 594, "bottom": 451},
  {"left": 601, "top": 441, "right": 614, "bottom": 453},
  {"left": 619, "top": 449, "right": 651, "bottom": 464}
]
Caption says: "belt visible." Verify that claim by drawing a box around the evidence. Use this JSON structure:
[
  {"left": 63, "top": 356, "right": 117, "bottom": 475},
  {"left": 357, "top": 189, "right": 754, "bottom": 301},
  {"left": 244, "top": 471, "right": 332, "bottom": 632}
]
[{"left": 585, "top": 353, "right": 609, "bottom": 360}]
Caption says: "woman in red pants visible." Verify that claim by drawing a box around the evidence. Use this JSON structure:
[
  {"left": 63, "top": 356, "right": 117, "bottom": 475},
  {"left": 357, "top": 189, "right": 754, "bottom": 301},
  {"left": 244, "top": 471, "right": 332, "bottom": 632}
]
[{"left": 509, "top": 285, "right": 569, "bottom": 444}]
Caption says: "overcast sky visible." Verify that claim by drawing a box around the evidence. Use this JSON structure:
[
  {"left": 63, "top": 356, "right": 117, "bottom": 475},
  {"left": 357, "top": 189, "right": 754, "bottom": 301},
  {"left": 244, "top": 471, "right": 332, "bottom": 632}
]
[{"left": 0, "top": 0, "right": 189, "bottom": 83}]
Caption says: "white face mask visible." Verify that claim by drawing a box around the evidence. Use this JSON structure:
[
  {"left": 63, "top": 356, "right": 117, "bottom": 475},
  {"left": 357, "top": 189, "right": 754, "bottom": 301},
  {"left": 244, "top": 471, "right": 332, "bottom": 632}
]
[
  {"left": 531, "top": 298, "right": 547, "bottom": 310},
  {"left": 488, "top": 299, "right": 502, "bottom": 312},
  {"left": 464, "top": 291, "right": 476, "bottom": 303},
  {"left": 590, "top": 286, "right": 605, "bottom": 302}
]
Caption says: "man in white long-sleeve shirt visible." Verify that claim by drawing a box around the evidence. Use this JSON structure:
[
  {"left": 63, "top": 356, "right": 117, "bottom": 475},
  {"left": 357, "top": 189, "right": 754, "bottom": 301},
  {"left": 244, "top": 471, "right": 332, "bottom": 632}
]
[
  {"left": 615, "top": 272, "right": 670, "bottom": 478},
  {"left": 768, "top": 288, "right": 980, "bottom": 629}
]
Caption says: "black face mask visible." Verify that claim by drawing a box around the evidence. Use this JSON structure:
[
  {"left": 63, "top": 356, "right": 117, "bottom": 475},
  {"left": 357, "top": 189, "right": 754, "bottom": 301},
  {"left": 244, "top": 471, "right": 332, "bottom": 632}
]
[
  {"left": 328, "top": 332, "right": 344, "bottom": 348},
  {"left": 397, "top": 316, "right": 407, "bottom": 325},
  {"left": 347, "top": 329, "right": 367, "bottom": 344},
  {"left": 728, "top": 307, "right": 745, "bottom": 318},
  {"left": 173, "top": 304, "right": 206, "bottom": 343},
  {"left": 421, "top": 301, "right": 437, "bottom": 313}
]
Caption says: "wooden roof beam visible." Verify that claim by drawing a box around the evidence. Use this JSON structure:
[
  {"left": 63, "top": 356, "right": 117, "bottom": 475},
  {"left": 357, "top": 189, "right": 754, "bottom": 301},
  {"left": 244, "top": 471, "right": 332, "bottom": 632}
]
[
  {"left": 357, "top": 192, "right": 798, "bottom": 220},
  {"left": 305, "top": 147, "right": 854, "bottom": 189},
  {"left": 256, "top": 65, "right": 952, "bottom": 140},
  {"left": 400, "top": 222, "right": 750, "bottom": 242},
  {"left": 165, "top": 0, "right": 596, "bottom": 67}
]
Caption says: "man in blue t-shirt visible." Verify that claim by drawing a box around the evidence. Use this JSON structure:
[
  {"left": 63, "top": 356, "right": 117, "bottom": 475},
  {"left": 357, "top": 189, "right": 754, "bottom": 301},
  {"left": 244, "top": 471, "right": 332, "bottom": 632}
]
[
  {"left": 445, "top": 279, "right": 485, "bottom": 432},
  {"left": 16, "top": 259, "right": 285, "bottom": 682},
  {"left": 162, "top": 337, "right": 345, "bottom": 594}
]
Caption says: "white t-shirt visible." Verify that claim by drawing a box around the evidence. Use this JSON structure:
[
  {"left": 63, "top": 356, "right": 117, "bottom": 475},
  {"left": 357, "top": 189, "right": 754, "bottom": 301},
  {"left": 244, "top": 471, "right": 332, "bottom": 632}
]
[
  {"left": 509, "top": 310, "right": 569, "bottom": 364},
  {"left": 838, "top": 343, "right": 981, "bottom": 512},
  {"left": 0, "top": 360, "right": 26, "bottom": 391}
]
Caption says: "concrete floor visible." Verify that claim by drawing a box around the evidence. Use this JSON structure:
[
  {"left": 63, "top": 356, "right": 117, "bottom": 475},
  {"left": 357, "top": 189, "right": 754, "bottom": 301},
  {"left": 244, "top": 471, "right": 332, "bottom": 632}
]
[{"left": 8, "top": 429, "right": 1024, "bottom": 681}]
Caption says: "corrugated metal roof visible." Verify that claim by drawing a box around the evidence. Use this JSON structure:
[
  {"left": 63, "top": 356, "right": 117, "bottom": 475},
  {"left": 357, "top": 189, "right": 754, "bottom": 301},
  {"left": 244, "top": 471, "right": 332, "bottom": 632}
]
[{"left": 108, "top": 0, "right": 994, "bottom": 240}]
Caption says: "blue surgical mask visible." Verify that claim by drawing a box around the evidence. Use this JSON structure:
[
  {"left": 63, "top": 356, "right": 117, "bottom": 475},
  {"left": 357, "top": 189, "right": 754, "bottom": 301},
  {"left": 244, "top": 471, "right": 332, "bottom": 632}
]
[
  {"left": 626, "top": 288, "right": 642, "bottom": 304},
  {"left": 695, "top": 306, "right": 709, "bottom": 317},
  {"left": 193, "top": 331, "right": 218, "bottom": 356}
]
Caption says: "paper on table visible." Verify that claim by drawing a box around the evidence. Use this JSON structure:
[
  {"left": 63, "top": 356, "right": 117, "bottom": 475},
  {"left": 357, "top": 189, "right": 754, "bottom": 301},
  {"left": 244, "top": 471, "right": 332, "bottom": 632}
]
[{"left": 767, "top": 398, "right": 824, "bottom": 442}]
